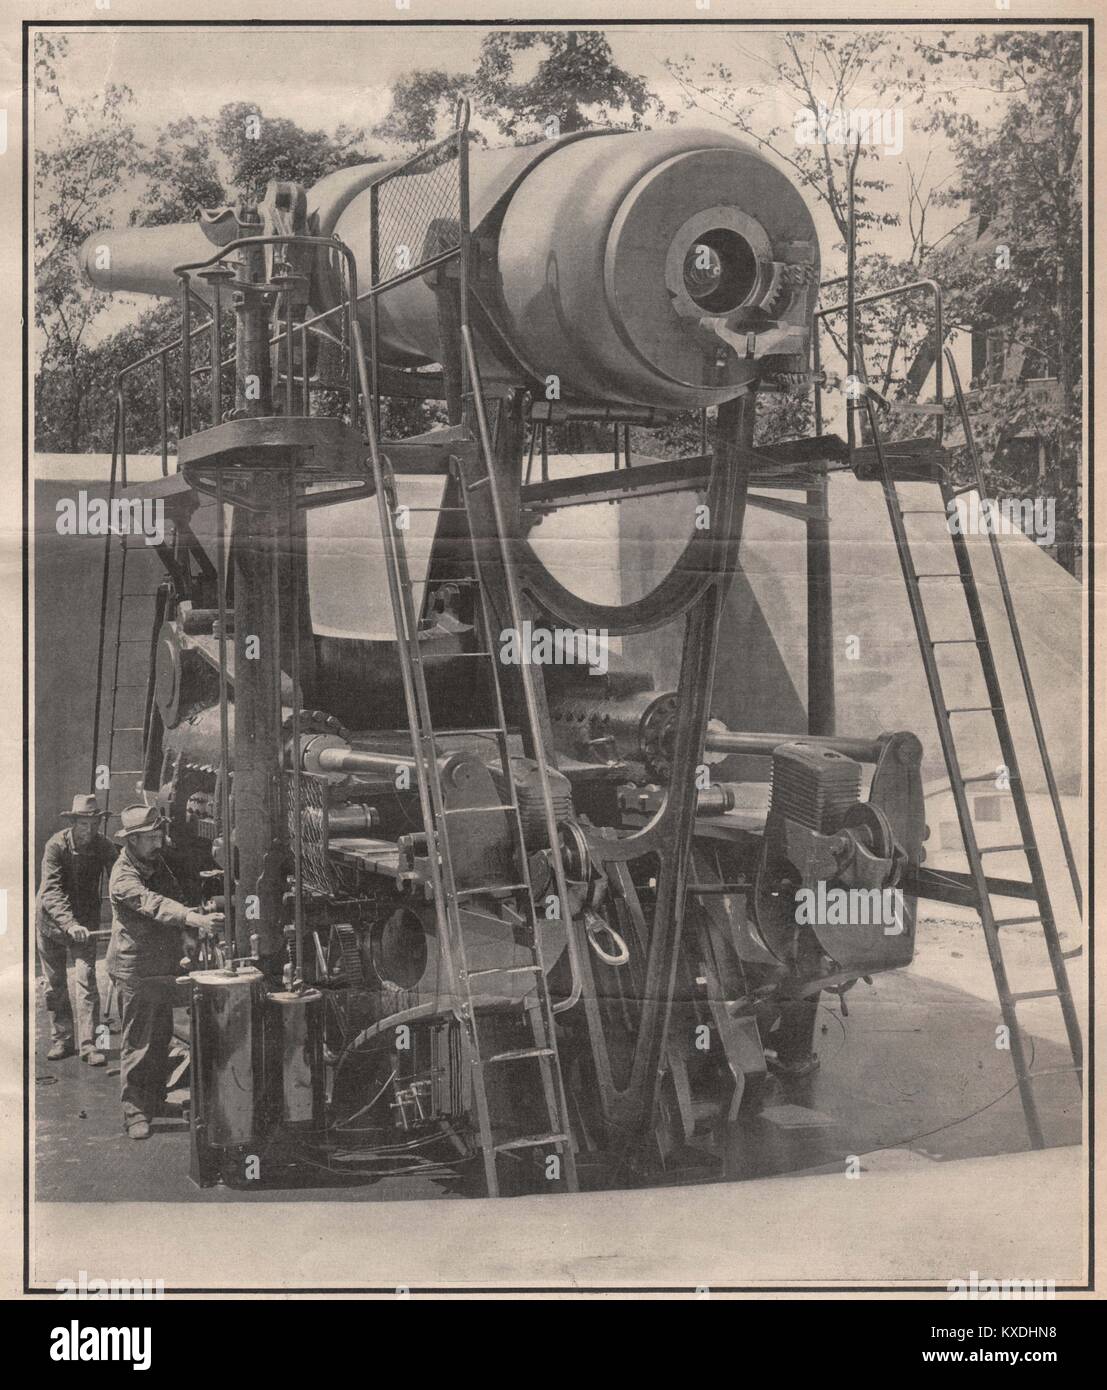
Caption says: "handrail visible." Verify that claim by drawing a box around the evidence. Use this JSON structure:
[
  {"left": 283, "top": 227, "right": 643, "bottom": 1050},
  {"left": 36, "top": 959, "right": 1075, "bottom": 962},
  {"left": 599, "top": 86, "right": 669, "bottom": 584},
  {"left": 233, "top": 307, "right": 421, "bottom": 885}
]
[
  {"left": 817, "top": 278, "right": 945, "bottom": 446},
  {"left": 172, "top": 231, "right": 355, "bottom": 279},
  {"left": 173, "top": 234, "right": 362, "bottom": 440}
]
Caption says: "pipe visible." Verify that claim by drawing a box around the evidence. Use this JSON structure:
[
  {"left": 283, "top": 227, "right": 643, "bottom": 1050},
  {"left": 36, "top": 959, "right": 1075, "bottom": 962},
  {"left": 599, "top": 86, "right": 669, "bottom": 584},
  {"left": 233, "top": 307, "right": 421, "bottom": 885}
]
[
  {"left": 705, "top": 728, "right": 887, "bottom": 764},
  {"left": 316, "top": 746, "right": 416, "bottom": 777}
]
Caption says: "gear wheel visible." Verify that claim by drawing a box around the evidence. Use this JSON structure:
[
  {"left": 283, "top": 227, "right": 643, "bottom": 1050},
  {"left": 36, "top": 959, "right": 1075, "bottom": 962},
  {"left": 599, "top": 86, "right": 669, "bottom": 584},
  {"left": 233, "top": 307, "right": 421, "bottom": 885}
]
[
  {"left": 329, "top": 923, "right": 366, "bottom": 986},
  {"left": 760, "top": 261, "right": 813, "bottom": 318}
]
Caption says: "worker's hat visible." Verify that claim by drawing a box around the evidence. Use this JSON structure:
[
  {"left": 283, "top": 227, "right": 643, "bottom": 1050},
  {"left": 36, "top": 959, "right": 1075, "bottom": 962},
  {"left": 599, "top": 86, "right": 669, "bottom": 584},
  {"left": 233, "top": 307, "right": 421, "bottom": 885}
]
[
  {"left": 114, "top": 804, "right": 168, "bottom": 842},
  {"left": 61, "top": 793, "right": 106, "bottom": 820}
]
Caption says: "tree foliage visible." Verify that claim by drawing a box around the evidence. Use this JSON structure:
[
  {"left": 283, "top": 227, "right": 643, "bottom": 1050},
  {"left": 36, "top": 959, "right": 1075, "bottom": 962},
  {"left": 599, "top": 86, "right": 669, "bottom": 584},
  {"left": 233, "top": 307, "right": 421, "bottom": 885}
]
[
  {"left": 34, "top": 35, "right": 142, "bottom": 452},
  {"left": 917, "top": 30, "right": 1083, "bottom": 570},
  {"left": 135, "top": 103, "right": 378, "bottom": 226},
  {"left": 376, "top": 30, "right": 655, "bottom": 149}
]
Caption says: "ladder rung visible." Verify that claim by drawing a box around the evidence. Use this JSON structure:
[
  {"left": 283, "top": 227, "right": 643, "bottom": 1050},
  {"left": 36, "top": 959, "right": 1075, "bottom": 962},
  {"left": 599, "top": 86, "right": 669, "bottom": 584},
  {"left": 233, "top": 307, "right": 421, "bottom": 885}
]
[
  {"left": 1009, "top": 989, "right": 1061, "bottom": 1003},
  {"left": 932, "top": 638, "right": 985, "bottom": 646},
  {"left": 993, "top": 915, "right": 1042, "bottom": 927},
  {"left": 448, "top": 651, "right": 494, "bottom": 659},
  {"left": 112, "top": 727, "right": 145, "bottom": 734},
  {"left": 915, "top": 573, "right": 962, "bottom": 580},
  {"left": 442, "top": 804, "right": 513, "bottom": 816},
  {"left": 1028, "top": 1065, "right": 1083, "bottom": 1078},
  {"left": 107, "top": 769, "right": 143, "bottom": 777},
  {"left": 456, "top": 883, "right": 529, "bottom": 899},
  {"left": 494, "top": 1131, "right": 568, "bottom": 1153},
  {"left": 899, "top": 508, "right": 948, "bottom": 516},
  {"left": 486, "top": 1047, "right": 555, "bottom": 1065},
  {"left": 411, "top": 577, "right": 479, "bottom": 585},
  {"left": 961, "top": 772, "right": 1020, "bottom": 784},
  {"left": 978, "top": 844, "right": 1029, "bottom": 855},
  {"left": 435, "top": 727, "right": 506, "bottom": 738},
  {"left": 946, "top": 706, "right": 1001, "bottom": 715},
  {"left": 466, "top": 964, "right": 541, "bottom": 980}
]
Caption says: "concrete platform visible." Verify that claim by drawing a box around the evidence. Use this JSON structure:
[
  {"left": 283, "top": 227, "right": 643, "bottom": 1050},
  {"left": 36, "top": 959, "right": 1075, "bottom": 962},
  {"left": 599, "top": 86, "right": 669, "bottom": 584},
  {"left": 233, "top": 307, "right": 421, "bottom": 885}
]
[
  {"left": 30, "top": 903, "right": 1087, "bottom": 1289},
  {"left": 33, "top": 916, "right": 1083, "bottom": 1198},
  {"left": 30, "top": 1144, "right": 1085, "bottom": 1291}
]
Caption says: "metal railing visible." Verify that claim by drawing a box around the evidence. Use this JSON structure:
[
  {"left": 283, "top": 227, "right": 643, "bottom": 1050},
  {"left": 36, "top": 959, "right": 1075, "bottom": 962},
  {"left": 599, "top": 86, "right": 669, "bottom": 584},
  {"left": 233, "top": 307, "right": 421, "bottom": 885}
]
[
  {"left": 815, "top": 278, "right": 946, "bottom": 451},
  {"left": 173, "top": 233, "right": 366, "bottom": 438}
]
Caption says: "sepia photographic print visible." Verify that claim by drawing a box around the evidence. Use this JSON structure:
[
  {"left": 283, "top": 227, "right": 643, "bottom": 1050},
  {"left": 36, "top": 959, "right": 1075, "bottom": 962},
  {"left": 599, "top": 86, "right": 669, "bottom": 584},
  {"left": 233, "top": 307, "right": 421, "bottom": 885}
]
[{"left": 2, "top": 0, "right": 1102, "bottom": 1332}]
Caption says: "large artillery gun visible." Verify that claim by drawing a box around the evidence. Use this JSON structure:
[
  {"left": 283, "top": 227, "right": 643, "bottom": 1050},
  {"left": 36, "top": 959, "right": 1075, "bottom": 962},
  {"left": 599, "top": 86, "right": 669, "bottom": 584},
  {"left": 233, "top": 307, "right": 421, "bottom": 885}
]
[{"left": 79, "top": 105, "right": 1079, "bottom": 1193}]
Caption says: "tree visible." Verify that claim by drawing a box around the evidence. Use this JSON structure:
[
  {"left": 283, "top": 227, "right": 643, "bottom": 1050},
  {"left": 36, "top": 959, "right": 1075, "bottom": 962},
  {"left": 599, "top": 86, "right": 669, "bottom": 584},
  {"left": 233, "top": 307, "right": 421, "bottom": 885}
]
[
  {"left": 374, "top": 70, "right": 470, "bottom": 151},
  {"left": 135, "top": 102, "right": 379, "bottom": 226},
  {"left": 667, "top": 32, "right": 912, "bottom": 257},
  {"left": 34, "top": 35, "right": 142, "bottom": 452},
  {"left": 474, "top": 31, "right": 652, "bottom": 139},
  {"left": 376, "top": 30, "right": 655, "bottom": 149},
  {"left": 915, "top": 30, "right": 1083, "bottom": 571}
]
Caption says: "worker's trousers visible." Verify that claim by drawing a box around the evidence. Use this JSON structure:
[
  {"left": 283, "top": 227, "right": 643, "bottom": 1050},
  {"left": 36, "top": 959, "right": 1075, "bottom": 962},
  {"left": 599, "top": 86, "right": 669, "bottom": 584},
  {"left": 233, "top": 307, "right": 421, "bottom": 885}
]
[
  {"left": 111, "top": 976, "right": 176, "bottom": 1123},
  {"left": 37, "top": 926, "right": 100, "bottom": 1055}
]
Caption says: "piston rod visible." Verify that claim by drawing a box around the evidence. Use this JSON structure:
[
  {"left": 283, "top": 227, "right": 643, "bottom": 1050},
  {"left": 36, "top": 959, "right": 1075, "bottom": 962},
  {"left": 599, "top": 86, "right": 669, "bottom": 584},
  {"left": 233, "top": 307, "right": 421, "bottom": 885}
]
[{"left": 704, "top": 728, "right": 889, "bottom": 764}]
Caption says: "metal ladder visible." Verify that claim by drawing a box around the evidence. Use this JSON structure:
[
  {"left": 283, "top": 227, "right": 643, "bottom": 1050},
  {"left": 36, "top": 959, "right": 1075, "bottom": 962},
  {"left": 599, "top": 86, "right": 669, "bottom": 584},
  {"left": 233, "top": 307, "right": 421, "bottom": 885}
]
[
  {"left": 90, "top": 455, "right": 167, "bottom": 844},
  {"left": 860, "top": 387, "right": 1083, "bottom": 1149},
  {"left": 356, "top": 342, "right": 578, "bottom": 1197}
]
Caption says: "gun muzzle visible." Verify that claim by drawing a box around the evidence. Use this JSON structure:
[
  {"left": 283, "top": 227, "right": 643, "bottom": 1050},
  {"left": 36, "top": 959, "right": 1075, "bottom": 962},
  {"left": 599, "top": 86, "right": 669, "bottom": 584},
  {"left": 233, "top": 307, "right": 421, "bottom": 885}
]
[{"left": 78, "top": 219, "right": 234, "bottom": 300}]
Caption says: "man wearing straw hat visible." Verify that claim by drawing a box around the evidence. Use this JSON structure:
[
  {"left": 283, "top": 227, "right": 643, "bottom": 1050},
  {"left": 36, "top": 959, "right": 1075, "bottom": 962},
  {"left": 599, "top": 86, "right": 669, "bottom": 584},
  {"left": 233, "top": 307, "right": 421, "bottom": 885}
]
[
  {"left": 36, "top": 793, "right": 116, "bottom": 1066},
  {"left": 107, "top": 804, "right": 224, "bottom": 1140}
]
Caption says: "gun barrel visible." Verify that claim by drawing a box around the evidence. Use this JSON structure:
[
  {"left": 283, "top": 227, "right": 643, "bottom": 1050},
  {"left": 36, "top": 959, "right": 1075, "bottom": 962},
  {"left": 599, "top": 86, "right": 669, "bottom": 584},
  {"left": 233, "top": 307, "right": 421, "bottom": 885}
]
[
  {"left": 79, "top": 220, "right": 231, "bottom": 300},
  {"left": 81, "top": 128, "right": 819, "bottom": 410}
]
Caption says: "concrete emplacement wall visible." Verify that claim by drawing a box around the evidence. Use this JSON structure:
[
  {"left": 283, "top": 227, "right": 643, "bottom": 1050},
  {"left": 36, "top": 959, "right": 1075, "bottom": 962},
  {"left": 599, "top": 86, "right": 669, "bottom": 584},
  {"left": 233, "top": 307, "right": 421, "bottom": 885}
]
[{"left": 33, "top": 451, "right": 1083, "bottom": 904}]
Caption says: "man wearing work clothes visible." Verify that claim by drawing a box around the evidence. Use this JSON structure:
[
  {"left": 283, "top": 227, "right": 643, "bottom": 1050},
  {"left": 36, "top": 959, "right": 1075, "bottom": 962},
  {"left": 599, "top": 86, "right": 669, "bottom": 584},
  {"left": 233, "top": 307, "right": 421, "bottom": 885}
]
[
  {"left": 107, "top": 804, "right": 224, "bottom": 1140},
  {"left": 36, "top": 793, "right": 116, "bottom": 1064}
]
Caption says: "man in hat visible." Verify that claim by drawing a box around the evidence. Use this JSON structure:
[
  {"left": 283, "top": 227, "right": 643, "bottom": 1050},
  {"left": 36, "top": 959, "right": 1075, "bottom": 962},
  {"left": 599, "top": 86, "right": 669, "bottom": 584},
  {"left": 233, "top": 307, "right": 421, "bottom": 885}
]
[
  {"left": 107, "top": 804, "right": 224, "bottom": 1140},
  {"left": 36, "top": 793, "right": 117, "bottom": 1064}
]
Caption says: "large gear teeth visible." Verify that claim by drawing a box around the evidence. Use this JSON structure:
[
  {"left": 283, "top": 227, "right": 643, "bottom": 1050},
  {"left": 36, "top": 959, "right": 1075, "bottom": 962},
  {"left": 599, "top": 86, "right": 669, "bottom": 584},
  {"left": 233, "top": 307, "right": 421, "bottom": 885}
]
[
  {"left": 761, "top": 261, "right": 814, "bottom": 317},
  {"left": 331, "top": 923, "right": 366, "bottom": 987}
]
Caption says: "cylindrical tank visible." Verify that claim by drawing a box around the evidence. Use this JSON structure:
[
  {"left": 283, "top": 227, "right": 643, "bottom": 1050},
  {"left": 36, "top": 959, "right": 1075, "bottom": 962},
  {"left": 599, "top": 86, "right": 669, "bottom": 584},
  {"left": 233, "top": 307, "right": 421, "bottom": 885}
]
[
  {"left": 82, "top": 128, "right": 819, "bottom": 411},
  {"left": 191, "top": 966, "right": 265, "bottom": 1147},
  {"left": 266, "top": 990, "right": 324, "bottom": 1128}
]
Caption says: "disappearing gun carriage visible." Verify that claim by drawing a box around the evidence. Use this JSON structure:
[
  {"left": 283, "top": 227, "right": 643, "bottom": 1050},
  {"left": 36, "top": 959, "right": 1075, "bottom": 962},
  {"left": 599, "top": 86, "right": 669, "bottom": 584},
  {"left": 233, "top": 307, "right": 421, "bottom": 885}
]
[{"left": 80, "top": 106, "right": 1080, "bottom": 1194}]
